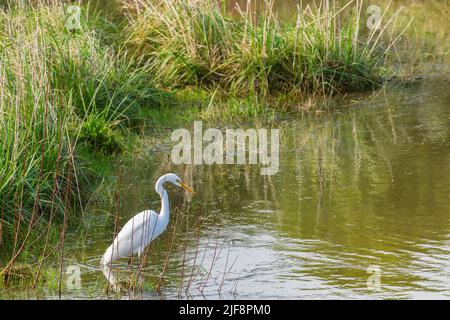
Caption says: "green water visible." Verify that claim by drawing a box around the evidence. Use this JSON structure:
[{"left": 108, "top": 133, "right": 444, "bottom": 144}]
[
  {"left": 1, "top": 0, "right": 449, "bottom": 299},
  {"left": 4, "top": 77, "right": 448, "bottom": 300},
  {"left": 121, "top": 77, "right": 450, "bottom": 299}
]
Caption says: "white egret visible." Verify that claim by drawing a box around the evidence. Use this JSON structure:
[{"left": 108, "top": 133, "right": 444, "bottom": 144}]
[{"left": 100, "top": 173, "right": 194, "bottom": 289}]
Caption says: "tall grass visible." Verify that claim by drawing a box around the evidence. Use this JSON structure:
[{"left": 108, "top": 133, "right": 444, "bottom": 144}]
[
  {"left": 0, "top": 0, "right": 408, "bottom": 282},
  {"left": 124, "top": 0, "right": 399, "bottom": 97},
  {"left": 1, "top": 2, "right": 74, "bottom": 260},
  {"left": 0, "top": 1, "right": 169, "bottom": 264}
]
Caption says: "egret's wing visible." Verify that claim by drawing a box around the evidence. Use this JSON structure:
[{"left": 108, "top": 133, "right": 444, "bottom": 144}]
[
  {"left": 112, "top": 210, "right": 158, "bottom": 257},
  {"left": 116, "top": 210, "right": 157, "bottom": 241}
]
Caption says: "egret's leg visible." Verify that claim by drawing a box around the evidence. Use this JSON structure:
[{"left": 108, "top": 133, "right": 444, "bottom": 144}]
[
  {"left": 128, "top": 254, "right": 137, "bottom": 268},
  {"left": 101, "top": 262, "right": 119, "bottom": 293}
]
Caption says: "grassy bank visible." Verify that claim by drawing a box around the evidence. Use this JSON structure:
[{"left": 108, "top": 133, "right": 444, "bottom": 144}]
[
  {"left": 0, "top": 1, "right": 170, "bottom": 266},
  {"left": 0, "top": 0, "right": 401, "bottom": 271},
  {"left": 124, "top": 0, "right": 391, "bottom": 98}
]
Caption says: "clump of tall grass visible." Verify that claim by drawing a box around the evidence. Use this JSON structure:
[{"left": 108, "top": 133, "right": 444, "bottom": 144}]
[
  {"left": 124, "top": 0, "right": 400, "bottom": 97},
  {"left": 0, "top": 2, "right": 75, "bottom": 260},
  {"left": 0, "top": 1, "right": 169, "bottom": 262}
]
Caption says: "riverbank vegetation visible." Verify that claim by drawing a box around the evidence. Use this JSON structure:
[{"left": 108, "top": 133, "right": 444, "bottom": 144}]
[
  {"left": 0, "top": 0, "right": 405, "bottom": 279},
  {"left": 125, "top": 0, "right": 388, "bottom": 96}
]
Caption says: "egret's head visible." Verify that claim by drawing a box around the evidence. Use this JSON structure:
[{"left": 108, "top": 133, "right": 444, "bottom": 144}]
[{"left": 158, "top": 173, "right": 194, "bottom": 194}]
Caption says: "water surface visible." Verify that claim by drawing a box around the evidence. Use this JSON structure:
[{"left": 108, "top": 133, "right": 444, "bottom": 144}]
[
  {"left": 1, "top": 0, "right": 449, "bottom": 300},
  {"left": 15, "top": 75, "right": 444, "bottom": 300}
]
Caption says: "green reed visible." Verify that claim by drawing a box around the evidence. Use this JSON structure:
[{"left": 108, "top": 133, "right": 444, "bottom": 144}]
[
  {"left": 0, "top": 1, "right": 169, "bottom": 263},
  {"left": 124, "top": 0, "right": 401, "bottom": 97}
]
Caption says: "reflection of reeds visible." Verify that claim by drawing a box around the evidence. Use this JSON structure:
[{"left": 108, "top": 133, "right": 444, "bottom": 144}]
[
  {"left": 184, "top": 227, "right": 201, "bottom": 294},
  {"left": 58, "top": 153, "right": 74, "bottom": 297},
  {"left": 155, "top": 208, "right": 181, "bottom": 292},
  {"left": 197, "top": 227, "right": 221, "bottom": 294}
]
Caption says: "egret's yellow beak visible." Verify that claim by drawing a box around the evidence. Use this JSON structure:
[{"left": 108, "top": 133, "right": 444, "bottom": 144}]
[{"left": 180, "top": 181, "right": 194, "bottom": 194}]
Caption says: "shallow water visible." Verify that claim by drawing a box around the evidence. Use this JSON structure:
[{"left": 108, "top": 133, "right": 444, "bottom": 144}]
[
  {"left": 1, "top": 0, "right": 449, "bottom": 300},
  {"left": 3, "top": 75, "right": 446, "bottom": 300},
  {"left": 142, "top": 77, "right": 449, "bottom": 299}
]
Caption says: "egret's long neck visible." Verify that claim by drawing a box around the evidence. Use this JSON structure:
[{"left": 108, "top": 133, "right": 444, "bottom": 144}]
[{"left": 156, "top": 179, "right": 170, "bottom": 227}]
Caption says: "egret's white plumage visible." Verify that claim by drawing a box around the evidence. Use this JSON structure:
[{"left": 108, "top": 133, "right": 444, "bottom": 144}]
[{"left": 100, "top": 173, "right": 193, "bottom": 289}]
